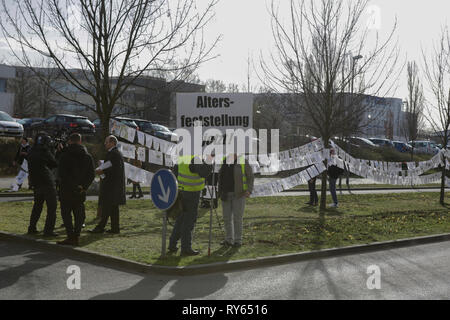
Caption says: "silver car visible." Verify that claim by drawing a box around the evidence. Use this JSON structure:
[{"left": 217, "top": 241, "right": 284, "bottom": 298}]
[{"left": 0, "top": 111, "right": 24, "bottom": 137}]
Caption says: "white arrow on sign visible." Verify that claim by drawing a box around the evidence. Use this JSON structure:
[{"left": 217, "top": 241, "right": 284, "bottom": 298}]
[{"left": 157, "top": 176, "right": 171, "bottom": 203}]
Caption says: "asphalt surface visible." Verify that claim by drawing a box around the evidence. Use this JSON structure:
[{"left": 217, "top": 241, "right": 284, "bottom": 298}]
[{"left": 1, "top": 239, "right": 450, "bottom": 300}]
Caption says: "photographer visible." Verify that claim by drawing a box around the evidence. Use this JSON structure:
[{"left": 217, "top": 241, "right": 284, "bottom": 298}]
[
  {"left": 57, "top": 133, "right": 95, "bottom": 246},
  {"left": 27, "top": 134, "right": 58, "bottom": 237}
]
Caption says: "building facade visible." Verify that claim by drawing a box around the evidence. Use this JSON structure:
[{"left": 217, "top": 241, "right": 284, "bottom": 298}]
[{"left": 0, "top": 64, "right": 204, "bottom": 126}]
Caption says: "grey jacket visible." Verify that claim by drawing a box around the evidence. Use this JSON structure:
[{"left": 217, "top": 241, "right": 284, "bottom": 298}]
[{"left": 218, "top": 160, "right": 254, "bottom": 200}]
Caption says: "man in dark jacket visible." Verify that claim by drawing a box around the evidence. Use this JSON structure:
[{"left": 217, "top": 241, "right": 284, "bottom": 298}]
[
  {"left": 90, "top": 135, "right": 126, "bottom": 234},
  {"left": 27, "top": 135, "right": 58, "bottom": 236},
  {"left": 57, "top": 133, "right": 95, "bottom": 246}
]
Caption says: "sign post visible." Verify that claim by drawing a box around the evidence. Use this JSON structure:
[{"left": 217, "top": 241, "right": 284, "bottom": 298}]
[{"left": 150, "top": 169, "right": 178, "bottom": 258}]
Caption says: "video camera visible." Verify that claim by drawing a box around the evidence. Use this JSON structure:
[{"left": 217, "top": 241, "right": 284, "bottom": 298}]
[{"left": 35, "top": 130, "right": 68, "bottom": 154}]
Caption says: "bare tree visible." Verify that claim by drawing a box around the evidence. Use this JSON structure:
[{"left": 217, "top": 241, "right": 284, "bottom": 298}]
[
  {"left": 205, "top": 79, "right": 227, "bottom": 93},
  {"left": 403, "top": 61, "right": 425, "bottom": 160},
  {"left": 259, "top": 0, "right": 400, "bottom": 210},
  {"left": 0, "top": 0, "right": 219, "bottom": 139},
  {"left": 422, "top": 27, "right": 450, "bottom": 205},
  {"left": 10, "top": 68, "right": 37, "bottom": 117}
]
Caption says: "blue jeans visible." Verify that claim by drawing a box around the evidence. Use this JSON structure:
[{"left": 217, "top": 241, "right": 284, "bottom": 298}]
[
  {"left": 169, "top": 190, "right": 200, "bottom": 251},
  {"left": 329, "top": 178, "right": 338, "bottom": 205}
]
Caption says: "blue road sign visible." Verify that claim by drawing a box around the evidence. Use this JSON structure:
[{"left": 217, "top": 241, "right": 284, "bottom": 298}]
[{"left": 150, "top": 169, "right": 178, "bottom": 211}]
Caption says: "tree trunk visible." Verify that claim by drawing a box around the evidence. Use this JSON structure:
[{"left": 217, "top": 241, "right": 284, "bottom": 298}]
[
  {"left": 440, "top": 150, "right": 447, "bottom": 205},
  {"left": 320, "top": 166, "right": 328, "bottom": 211}
]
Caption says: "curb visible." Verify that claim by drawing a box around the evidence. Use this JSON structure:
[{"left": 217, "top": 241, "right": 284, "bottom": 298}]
[{"left": 2, "top": 230, "right": 450, "bottom": 276}]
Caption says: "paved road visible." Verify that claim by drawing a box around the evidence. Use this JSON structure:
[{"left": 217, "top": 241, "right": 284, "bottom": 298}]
[{"left": 1, "top": 239, "right": 450, "bottom": 300}]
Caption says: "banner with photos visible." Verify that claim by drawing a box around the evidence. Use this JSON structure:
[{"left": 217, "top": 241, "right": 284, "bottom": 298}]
[{"left": 111, "top": 118, "right": 449, "bottom": 190}]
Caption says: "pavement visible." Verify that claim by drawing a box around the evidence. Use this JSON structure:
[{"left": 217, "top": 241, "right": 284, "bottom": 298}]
[{"left": 2, "top": 237, "right": 450, "bottom": 299}]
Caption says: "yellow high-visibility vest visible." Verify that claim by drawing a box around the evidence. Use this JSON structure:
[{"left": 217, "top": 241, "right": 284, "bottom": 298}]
[{"left": 177, "top": 155, "right": 205, "bottom": 192}]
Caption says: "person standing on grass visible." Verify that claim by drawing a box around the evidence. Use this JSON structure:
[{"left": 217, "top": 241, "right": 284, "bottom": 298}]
[
  {"left": 11, "top": 137, "right": 31, "bottom": 191},
  {"left": 328, "top": 149, "right": 344, "bottom": 208},
  {"left": 168, "top": 153, "right": 213, "bottom": 256},
  {"left": 217, "top": 153, "right": 254, "bottom": 248},
  {"left": 57, "top": 133, "right": 95, "bottom": 246},
  {"left": 306, "top": 176, "right": 318, "bottom": 206},
  {"left": 129, "top": 158, "right": 144, "bottom": 199},
  {"left": 90, "top": 135, "right": 126, "bottom": 234},
  {"left": 27, "top": 135, "right": 58, "bottom": 237}
]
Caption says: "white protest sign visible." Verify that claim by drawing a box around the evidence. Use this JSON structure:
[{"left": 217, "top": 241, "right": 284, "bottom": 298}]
[{"left": 177, "top": 93, "right": 253, "bottom": 133}]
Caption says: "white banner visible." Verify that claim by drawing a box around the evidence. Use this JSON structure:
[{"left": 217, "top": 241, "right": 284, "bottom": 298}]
[{"left": 176, "top": 93, "right": 253, "bottom": 133}]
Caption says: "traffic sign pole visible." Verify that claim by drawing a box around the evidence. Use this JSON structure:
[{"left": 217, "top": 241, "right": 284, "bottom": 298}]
[
  {"left": 162, "top": 211, "right": 167, "bottom": 258},
  {"left": 150, "top": 169, "right": 178, "bottom": 259}
]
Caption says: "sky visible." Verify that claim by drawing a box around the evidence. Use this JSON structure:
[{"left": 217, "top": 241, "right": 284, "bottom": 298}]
[
  {"left": 195, "top": 0, "right": 450, "bottom": 101},
  {"left": 1, "top": 0, "right": 449, "bottom": 103}
]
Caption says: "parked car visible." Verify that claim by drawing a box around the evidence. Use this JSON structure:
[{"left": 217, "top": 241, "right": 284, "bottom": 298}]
[
  {"left": 147, "top": 123, "right": 178, "bottom": 142},
  {"left": 408, "top": 140, "right": 440, "bottom": 155},
  {"left": 17, "top": 118, "right": 45, "bottom": 137},
  {"left": 368, "top": 138, "right": 394, "bottom": 148},
  {"left": 132, "top": 119, "right": 178, "bottom": 142},
  {"left": 347, "top": 137, "right": 379, "bottom": 148},
  {"left": 94, "top": 117, "right": 139, "bottom": 137},
  {"left": 392, "top": 141, "right": 412, "bottom": 153},
  {"left": 132, "top": 119, "right": 153, "bottom": 133},
  {"left": 0, "top": 111, "right": 24, "bottom": 137},
  {"left": 30, "top": 114, "right": 95, "bottom": 138}
]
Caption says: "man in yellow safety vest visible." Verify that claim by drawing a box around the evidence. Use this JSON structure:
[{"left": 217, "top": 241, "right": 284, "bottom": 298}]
[{"left": 168, "top": 154, "right": 213, "bottom": 256}]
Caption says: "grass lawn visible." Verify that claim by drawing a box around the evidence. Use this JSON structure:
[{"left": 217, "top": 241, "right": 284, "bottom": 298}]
[{"left": 0, "top": 192, "right": 449, "bottom": 267}]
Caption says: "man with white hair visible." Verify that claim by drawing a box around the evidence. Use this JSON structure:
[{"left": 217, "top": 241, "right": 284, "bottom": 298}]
[{"left": 90, "top": 135, "right": 126, "bottom": 234}]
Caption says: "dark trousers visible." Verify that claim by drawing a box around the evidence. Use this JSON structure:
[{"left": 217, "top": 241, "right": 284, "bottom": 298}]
[
  {"left": 97, "top": 202, "right": 120, "bottom": 232},
  {"left": 308, "top": 179, "right": 318, "bottom": 204},
  {"left": 29, "top": 186, "right": 57, "bottom": 233},
  {"left": 61, "top": 198, "right": 85, "bottom": 237},
  {"left": 329, "top": 178, "right": 338, "bottom": 204},
  {"left": 132, "top": 183, "right": 143, "bottom": 197},
  {"left": 169, "top": 191, "right": 200, "bottom": 251}
]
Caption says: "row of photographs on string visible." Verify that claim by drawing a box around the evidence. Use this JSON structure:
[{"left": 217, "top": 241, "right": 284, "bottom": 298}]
[{"left": 115, "top": 126, "right": 449, "bottom": 179}]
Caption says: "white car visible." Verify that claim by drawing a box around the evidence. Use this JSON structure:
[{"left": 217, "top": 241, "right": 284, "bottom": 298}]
[{"left": 0, "top": 111, "right": 24, "bottom": 137}]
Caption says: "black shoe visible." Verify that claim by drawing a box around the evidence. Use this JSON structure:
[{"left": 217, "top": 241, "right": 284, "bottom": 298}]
[
  {"left": 43, "top": 232, "right": 59, "bottom": 237},
  {"left": 57, "top": 236, "right": 79, "bottom": 246},
  {"left": 167, "top": 247, "right": 178, "bottom": 254},
  {"left": 106, "top": 229, "right": 120, "bottom": 234},
  {"left": 88, "top": 227, "right": 104, "bottom": 234},
  {"left": 129, "top": 195, "right": 136, "bottom": 199},
  {"left": 180, "top": 249, "right": 200, "bottom": 257},
  {"left": 27, "top": 229, "right": 39, "bottom": 235},
  {"left": 138, "top": 194, "right": 144, "bottom": 199}
]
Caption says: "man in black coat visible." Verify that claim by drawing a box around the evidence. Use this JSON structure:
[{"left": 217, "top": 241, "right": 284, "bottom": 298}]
[
  {"left": 90, "top": 135, "right": 126, "bottom": 234},
  {"left": 27, "top": 135, "right": 58, "bottom": 237},
  {"left": 57, "top": 133, "right": 95, "bottom": 246}
]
